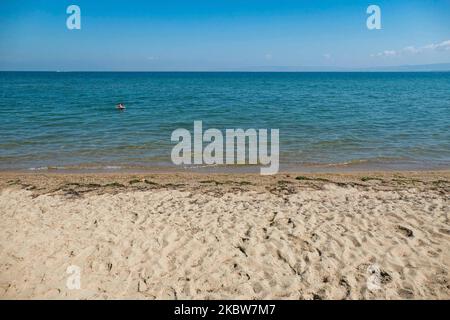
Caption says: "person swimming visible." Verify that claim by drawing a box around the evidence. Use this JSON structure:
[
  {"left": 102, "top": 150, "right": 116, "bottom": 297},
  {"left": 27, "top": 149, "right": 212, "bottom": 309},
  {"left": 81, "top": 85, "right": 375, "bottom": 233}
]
[{"left": 116, "top": 103, "right": 126, "bottom": 110}]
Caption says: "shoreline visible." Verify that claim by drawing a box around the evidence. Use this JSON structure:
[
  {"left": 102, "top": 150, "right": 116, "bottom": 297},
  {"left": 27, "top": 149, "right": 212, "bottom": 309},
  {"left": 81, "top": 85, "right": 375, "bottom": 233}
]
[
  {"left": 2, "top": 156, "right": 449, "bottom": 176},
  {"left": 2, "top": 162, "right": 450, "bottom": 175},
  {"left": 1, "top": 170, "right": 450, "bottom": 194}
]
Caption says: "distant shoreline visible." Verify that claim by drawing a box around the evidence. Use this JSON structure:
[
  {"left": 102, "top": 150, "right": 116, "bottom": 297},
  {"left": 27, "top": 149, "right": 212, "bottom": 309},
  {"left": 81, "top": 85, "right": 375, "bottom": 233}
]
[
  {"left": 1, "top": 70, "right": 450, "bottom": 73},
  {"left": 1, "top": 61, "right": 450, "bottom": 73}
]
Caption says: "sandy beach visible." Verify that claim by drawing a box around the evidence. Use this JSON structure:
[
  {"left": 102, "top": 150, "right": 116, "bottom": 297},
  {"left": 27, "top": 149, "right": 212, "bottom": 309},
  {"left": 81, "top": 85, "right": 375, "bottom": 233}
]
[{"left": 0, "top": 171, "right": 449, "bottom": 299}]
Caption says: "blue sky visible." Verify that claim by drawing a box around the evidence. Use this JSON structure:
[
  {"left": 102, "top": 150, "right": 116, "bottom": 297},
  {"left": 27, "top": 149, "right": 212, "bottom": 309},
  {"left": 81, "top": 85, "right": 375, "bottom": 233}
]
[{"left": 0, "top": 0, "right": 449, "bottom": 70}]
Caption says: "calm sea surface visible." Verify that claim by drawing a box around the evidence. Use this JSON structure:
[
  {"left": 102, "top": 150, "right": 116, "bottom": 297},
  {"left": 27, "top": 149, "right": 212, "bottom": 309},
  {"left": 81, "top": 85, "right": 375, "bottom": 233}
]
[{"left": 1, "top": 72, "right": 449, "bottom": 172}]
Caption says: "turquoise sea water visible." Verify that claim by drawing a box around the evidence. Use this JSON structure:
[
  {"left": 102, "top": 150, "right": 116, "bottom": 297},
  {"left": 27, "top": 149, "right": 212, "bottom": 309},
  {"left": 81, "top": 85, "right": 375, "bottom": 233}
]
[{"left": 0, "top": 72, "right": 449, "bottom": 172}]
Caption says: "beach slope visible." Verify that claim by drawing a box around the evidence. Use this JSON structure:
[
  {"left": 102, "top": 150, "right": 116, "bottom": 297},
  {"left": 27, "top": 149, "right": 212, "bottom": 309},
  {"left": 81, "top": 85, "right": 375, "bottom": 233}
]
[{"left": 0, "top": 172, "right": 449, "bottom": 299}]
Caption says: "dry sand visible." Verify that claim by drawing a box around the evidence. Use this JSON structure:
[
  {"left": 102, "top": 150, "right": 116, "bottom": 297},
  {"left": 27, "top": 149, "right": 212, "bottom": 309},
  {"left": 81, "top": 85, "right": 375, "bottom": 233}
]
[{"left": 0, "top": 171, "right": 449, "bottom": 299}]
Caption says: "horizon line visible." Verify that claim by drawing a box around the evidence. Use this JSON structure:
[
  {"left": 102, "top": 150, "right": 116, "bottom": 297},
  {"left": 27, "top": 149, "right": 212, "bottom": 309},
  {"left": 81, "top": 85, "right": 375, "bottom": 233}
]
[
  {"left": 1, "top": 70, "right": 450, "bottom": 73},
  {"left": 2, "top": 62, "right": 450, "bottom": 73}
]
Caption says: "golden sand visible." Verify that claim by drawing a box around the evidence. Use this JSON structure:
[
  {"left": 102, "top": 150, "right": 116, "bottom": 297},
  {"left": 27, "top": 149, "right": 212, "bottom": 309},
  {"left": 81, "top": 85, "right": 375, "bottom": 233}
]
[{"left": 0, "top": 171, "right": 449, "bottom": 299}]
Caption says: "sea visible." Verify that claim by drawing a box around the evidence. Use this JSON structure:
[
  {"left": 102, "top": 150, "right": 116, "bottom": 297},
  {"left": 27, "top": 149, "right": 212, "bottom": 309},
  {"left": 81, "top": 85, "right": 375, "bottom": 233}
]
[{"left": 1, "top": 71, "right": 449, "bottom": 172}]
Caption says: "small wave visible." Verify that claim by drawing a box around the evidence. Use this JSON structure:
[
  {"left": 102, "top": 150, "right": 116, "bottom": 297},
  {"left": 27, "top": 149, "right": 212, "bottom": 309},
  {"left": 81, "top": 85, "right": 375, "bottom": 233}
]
[
  {"left": 28, "top": 165, "right": 123, "bottom": 171},
  {"left": 324, "top": 159, "right": 371, "bottom": 167},
  {"left": 28, "top": 167, "right": 50, "bottom": 171},
  {"left": 182, "top": 164, "right": 220, "bottom": 169},
  {"left": 28, "top": 166, "right": 68, "bottom": 171}
]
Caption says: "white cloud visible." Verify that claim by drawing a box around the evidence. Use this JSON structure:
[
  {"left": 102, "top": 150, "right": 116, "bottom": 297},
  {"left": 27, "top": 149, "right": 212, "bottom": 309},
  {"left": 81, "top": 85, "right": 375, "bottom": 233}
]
[
  {"left": 423, "top": 40, "right": 450, "bottom": 51},
  {"left": 402, "top": 46, "right": 420, "bottom": 54},
  {"left": 264, "top": 53, "right": 273, "bottom": 60},
  {"left": 371, "top": 50, "right": 397, "bottom": 57},
  {"left": 371, "top": 39, "right": 450, "bottom": 58},
  {"left": 323, "top": 53, "right": 332, "bottom": 60}
]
